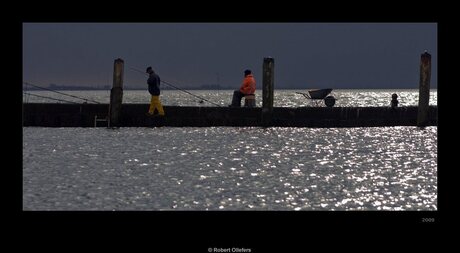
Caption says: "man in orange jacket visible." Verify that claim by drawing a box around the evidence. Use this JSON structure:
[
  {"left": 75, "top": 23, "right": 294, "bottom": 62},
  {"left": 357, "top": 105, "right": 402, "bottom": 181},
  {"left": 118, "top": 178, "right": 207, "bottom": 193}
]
[{"left": 230, "top": 69, "right": 256, "bottom": 107}]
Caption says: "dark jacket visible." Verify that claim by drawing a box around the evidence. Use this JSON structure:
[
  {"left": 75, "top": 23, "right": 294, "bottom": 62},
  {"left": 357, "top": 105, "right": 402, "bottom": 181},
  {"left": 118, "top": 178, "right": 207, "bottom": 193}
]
[{"left": 147, "top": 73, "right": 161, "bottom": 96}]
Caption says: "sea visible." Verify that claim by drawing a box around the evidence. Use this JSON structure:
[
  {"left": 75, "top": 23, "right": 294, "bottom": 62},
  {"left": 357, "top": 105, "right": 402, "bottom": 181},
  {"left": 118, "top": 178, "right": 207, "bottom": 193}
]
[{"left": 23, "top": 89, "right": 437, "bottom": 210}]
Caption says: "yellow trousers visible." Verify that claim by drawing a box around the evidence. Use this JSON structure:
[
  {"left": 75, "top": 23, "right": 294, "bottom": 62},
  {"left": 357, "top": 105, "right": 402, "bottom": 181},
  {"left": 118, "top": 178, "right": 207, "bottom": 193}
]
[{"left": 148, "top": 95, "right": 165, "bottom": 116}]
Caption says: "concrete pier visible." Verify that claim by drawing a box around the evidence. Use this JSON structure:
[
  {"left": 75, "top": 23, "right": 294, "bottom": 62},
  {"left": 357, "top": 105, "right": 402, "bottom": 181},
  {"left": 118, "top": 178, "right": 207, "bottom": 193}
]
[
  {"left": 23, "top": 103, "right": 437, "bottom": 128},
  {"left": 23, "top": 54, "right": 439, "bottom": 128}
]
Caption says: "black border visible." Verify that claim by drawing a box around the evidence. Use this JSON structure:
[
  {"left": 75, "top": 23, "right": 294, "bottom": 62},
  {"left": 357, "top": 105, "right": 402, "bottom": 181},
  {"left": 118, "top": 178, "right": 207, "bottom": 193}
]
[{"left": 14, "top": 4, "right": 449, "bottom": 250}]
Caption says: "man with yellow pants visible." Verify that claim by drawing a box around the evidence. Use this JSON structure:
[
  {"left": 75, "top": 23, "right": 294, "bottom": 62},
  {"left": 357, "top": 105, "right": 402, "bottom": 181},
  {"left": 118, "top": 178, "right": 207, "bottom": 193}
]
[{"left": 146, "top": 66, "right": 165, "bottom": 117}]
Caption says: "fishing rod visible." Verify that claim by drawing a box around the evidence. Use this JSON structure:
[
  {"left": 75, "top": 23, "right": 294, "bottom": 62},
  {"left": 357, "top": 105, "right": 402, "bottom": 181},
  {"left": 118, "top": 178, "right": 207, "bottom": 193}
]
[
  {"left": 23, "top": 92, "right": 81, "bottom": 104},
  {"left": 128, "top": 66, "right": 222, "bottom": 107},
  {"left": 23, "top": 81, "right": 102, "bottom": 104}
]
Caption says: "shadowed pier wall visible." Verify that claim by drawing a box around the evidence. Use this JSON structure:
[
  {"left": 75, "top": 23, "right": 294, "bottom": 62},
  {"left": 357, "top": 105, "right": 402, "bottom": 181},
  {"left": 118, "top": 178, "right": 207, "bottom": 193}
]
[{"left": 23, "top": 103, "right": 437, "bottom": 128}]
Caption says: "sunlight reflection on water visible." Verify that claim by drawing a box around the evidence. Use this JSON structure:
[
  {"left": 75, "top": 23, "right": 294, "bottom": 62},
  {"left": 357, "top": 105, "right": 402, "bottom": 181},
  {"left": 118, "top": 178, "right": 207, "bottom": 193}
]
[
  {"left": 23, "top": 89, "right": 437, "bottom": 107},
  {"left": 23, "top": 126, "right": 437, "bottom": 211}
]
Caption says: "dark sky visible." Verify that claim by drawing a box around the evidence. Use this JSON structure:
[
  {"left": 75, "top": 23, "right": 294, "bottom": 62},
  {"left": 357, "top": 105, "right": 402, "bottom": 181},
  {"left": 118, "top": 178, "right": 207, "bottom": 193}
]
[{"left": 23, "top": 23, "right": 437, "bottom": 89}]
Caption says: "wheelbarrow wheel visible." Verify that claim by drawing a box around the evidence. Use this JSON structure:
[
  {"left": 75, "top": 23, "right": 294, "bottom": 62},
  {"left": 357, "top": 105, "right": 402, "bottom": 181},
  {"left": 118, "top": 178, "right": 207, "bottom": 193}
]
[{"left": 324, "top": 95, "right": 336, "bottom": 107}]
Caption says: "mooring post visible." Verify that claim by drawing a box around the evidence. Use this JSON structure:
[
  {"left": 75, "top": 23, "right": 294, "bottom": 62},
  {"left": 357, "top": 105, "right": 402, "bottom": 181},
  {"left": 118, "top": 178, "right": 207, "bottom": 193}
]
[
  {"left": 109, "top": 58, "right": 124, "bottom": 127},
  {"left": 417, "top": 52, "right": 431, "bottom": 127},
  {"left": 262, "top": 57, "right": 274, "bottom": 125}
]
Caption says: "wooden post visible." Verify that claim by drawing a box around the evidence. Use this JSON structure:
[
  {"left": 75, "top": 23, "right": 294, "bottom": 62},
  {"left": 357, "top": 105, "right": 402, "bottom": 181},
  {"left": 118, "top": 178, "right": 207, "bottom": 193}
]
[
  {"left": 109, "top": 58, "right": 124, "bottom": 127},
  {"left": 417, "top": 52, "right": 431, "bottom": 127},
  {"left": 262, "top": 57, "right": 274, "bottom": 125}
]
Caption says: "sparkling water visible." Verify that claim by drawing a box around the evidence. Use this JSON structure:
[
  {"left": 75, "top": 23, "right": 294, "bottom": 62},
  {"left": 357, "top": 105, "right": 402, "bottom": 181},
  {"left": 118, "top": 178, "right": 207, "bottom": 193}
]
[{"left": 22, "top": 89, "right": 437, "bottom": 210}]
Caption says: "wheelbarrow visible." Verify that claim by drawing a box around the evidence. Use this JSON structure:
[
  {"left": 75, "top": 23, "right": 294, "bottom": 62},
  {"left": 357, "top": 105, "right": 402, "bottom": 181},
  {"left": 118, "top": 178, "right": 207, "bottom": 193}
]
[{"left": 295, "top": 88, "right": 336, "bottom": 107}]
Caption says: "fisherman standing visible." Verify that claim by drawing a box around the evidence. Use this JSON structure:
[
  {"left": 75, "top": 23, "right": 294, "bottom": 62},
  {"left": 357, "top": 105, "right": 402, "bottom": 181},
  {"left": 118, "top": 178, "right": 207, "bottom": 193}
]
[{"left": 146, "top": 66, "right": 165, "bottom": 116}]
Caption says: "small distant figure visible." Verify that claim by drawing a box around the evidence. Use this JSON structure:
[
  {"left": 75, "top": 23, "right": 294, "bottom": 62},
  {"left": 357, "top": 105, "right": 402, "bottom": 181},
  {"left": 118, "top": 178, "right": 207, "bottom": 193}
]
[
  {"left": 391, "top": 93, "right": 399, "bottom": 108},
  {"left": 146, "top": 67, "right": 165, "bottom": 117},
  {"left": 229, "top": 69, "right": 256, "bottom": 107}
]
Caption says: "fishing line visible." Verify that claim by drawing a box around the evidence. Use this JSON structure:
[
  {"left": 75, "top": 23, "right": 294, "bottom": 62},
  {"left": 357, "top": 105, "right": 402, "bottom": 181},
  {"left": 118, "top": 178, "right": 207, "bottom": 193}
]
[
  {"left": 128, "top": 65, "right": 222, "bottom": 107},
  {"left": 23, "top": 92, "right": 81, "bottom": 104},
  {"left": 23, "top": 81, "right": 102, "bottom": 104}
]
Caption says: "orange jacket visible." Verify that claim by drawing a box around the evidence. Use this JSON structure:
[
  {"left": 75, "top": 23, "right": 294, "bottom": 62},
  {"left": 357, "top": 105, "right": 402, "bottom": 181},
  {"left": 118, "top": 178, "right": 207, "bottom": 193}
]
[{"left": 239, "top": 74, "right": 256, "bottom": 94}]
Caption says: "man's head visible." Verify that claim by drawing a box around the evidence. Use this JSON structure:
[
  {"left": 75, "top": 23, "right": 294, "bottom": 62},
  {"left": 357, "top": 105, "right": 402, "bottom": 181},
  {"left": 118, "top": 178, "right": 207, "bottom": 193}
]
[
  {"left": 146, "top": 66, "right": 154, "bottom": 74},
  {"left": 244, "top": 69, "right": 252, "bottom": 76}
]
